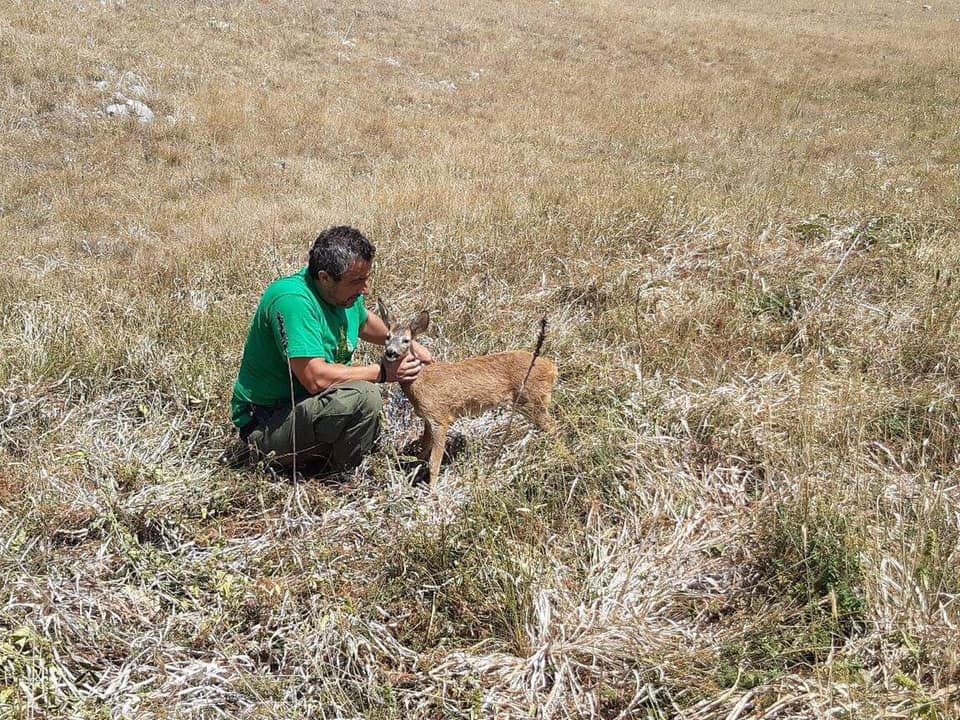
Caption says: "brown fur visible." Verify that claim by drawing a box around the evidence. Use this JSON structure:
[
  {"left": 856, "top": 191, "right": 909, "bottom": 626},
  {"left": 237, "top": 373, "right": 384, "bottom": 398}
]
[
  {"left": 380, "top": 304, "right": 558, "bottom": 484},
  {"left": 404, "top": 351, "right": 558, "bottom": 483}
]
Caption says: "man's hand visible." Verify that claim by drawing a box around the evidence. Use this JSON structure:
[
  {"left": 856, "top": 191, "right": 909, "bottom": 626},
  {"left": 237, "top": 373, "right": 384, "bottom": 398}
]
[
  {"left": 384, "top": 353, "right": 423, "bottom": 383},
  {"left": 411, "top": 340, "right": 433, "bottom": 364}
]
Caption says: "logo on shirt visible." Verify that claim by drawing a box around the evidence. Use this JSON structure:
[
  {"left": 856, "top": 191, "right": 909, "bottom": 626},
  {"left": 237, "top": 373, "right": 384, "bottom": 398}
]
[{"left": 335, "top": 326, "right": 354, "bottom": 364}]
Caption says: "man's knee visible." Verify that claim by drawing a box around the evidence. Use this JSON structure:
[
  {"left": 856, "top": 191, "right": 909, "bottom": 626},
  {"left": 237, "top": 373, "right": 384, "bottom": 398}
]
[
  {"left": 301, "top": 382, "right": 382, "bottom": 438},
  {"left": 336, "top": 381, "right": 382, "bottom": 421},
  {"left": 315, "top": 382, "right": 382, "bottom": 469}
]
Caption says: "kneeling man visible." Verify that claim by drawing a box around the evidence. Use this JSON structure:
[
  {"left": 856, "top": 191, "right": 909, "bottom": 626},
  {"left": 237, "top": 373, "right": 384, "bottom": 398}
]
[{"left": 231, "top": 225, "right": 432, "bottom": 471}]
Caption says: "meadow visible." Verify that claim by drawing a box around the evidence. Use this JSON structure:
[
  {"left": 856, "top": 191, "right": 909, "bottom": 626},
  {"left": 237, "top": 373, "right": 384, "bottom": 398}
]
[{"left": 1, "top": 0, "right": 959, "bottom": 717}]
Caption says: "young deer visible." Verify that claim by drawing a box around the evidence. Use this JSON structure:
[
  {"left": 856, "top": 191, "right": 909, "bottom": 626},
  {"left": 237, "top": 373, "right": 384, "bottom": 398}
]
[{"left": 379, "top": 304, "right": 558, "bottom": 485}]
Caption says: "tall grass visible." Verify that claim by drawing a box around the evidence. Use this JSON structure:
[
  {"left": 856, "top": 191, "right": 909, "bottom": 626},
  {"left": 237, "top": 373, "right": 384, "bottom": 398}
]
[{"left": 1, "top": 0, "right": 959, "bottom": 716}]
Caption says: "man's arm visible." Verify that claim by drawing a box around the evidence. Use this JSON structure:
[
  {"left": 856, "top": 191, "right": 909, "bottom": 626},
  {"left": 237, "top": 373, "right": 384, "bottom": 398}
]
[
  {"left": 361, "top": 310, "right": 434, "bottom": 363},
  {"left": 359, "top": 310, "right": 389, "bottom": 345},
  {"left": 290, "top": 355, "right": 423, "bottom": 394},
  {"left": 290, "top": 357, "right": 379, "bottom": 394}
]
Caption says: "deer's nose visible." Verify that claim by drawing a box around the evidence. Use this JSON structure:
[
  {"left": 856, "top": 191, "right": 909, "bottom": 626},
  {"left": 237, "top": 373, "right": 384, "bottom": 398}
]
[{"left": 384, "top": 349, "right": 400, "bottom": 361}]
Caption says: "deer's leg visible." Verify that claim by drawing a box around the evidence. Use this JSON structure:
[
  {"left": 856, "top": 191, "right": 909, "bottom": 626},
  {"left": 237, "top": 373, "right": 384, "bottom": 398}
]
[
  {"left": 521, "top": 393, "right": 555, "bottom": 433},
  {"left": 528, "top": 405, "right": 555, "bottom": 432},
  {"left": 416, "top": 420, "right": 433, "bottom": 461},
  {"left": 533, "top": 406, "right": 555, "bottom": 432},
  {"left": 427, "top": 422, "right": 449, "bottom": 485}
]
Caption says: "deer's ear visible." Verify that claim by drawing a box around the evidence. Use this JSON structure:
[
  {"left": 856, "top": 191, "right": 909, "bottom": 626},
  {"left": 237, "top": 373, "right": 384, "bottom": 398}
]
[
  {"left": 409, "top": 311, "right": 430, "bottom": 337},
  {"left": 376, "top": 299, "right": 390, "bottom": 326}
]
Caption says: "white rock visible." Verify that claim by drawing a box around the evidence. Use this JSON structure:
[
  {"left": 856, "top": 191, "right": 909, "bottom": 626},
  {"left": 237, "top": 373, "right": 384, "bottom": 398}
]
[
  {"left": 104, "top": 95, "right": 155, "bottom": 123},
  {"left": 126, "top": 99, "right": 154, "bottom": 123},
  {"left": 105, "top": 103, "right": 129, "bottom": 118},
  {"left": 207, "top": 19, "right": 232, "bottom": 31}
]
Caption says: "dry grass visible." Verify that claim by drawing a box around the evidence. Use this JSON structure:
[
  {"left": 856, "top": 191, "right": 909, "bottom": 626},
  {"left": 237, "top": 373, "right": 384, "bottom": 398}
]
[{"left": 2, "top": 0, "right": 960, "bottom": 717}]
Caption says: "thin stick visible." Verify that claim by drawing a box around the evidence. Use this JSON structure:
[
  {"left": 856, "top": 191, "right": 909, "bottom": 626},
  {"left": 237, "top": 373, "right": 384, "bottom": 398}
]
[{"left": 276, "top": 313, "right": 298, "bottom": 483}]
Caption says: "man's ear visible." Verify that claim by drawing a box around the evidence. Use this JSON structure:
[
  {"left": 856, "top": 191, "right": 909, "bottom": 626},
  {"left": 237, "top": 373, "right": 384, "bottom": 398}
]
[
  {"left": 376, "top": 299, "right": 391, "bottom": 326},
  {"left": 409, "top": 311, "right": 430, "bottom": 337}
]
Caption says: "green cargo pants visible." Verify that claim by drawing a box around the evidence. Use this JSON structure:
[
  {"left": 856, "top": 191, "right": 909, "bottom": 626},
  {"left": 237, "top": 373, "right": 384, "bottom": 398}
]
[{"left": 244, "top": 381, "right": 382, "bottom": 472}]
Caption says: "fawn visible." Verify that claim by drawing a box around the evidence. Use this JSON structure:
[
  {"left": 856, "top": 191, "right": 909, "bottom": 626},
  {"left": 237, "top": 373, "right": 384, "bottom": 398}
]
[{"left": 379, "top": 303, "right": 558, "bottom": 484}]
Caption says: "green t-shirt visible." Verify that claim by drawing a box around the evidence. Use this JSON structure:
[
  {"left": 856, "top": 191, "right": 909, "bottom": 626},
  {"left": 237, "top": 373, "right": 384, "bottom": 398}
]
[{"left": 230, "top": 268, "right": 369, "bottom": 427}]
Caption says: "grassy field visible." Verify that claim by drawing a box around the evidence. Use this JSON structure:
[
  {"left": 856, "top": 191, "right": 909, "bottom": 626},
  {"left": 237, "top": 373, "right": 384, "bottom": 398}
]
[{"left": 2, "top": 0, "right": 960, "bottom": 717}]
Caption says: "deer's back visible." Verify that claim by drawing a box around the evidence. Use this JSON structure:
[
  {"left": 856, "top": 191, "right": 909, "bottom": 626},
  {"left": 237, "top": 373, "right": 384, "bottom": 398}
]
[{"left": 403, "top": 351, "right": 556, "bottom": 422}]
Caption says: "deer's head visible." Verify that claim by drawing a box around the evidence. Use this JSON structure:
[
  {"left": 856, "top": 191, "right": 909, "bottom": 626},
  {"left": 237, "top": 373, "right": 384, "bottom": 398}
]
[{"left": 378, "top": 300, "right": 429, "bottom": 362}]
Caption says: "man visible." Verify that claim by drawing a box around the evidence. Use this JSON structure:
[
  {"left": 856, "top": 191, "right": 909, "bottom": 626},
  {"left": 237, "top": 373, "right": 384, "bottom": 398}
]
[{"left": 231, "top": 225, "right": 432, "bottom": 472}]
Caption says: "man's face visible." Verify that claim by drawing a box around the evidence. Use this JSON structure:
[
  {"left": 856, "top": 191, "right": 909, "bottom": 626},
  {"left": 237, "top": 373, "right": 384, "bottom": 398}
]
[{"left": 316, "top": 260, "right": 371, "bottom": 308}]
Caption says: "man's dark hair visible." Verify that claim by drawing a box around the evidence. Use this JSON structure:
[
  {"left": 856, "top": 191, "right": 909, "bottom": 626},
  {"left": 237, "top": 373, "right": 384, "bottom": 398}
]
[{"left": 308, "top": 226, "right": 376, "bottom": 281}]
